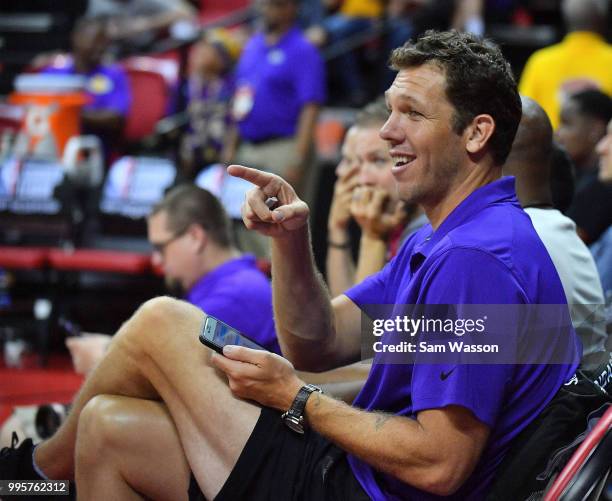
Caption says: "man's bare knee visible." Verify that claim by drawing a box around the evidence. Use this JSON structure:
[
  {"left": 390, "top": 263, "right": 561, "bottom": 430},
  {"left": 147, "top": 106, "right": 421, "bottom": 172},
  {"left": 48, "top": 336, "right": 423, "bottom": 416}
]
[
  {"left": 76, "top": 395, "right": 124, "bottom": 467},
  {"left": 113, "top": 296, "right": 204, "bottom": 356}
]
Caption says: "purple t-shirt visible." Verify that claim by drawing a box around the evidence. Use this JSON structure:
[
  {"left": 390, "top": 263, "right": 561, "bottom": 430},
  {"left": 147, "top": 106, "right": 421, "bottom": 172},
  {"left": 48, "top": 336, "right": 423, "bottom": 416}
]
[
  {"left": 233, "top": 25, "right": 325, "bottom": 142},
  {"left": 345, "top": 177, "right": 580, "bottom": 500},
  {"left": 43, "top": 59, "right": 131, "bottom": 117},
  {"left": 186, "top": 255, "right": 280, "bottom": 354}
]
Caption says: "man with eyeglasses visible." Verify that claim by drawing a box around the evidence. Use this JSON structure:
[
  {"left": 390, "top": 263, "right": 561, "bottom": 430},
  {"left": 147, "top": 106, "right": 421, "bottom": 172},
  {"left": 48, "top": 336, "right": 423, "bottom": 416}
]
[{"left": 66, "top": 184, "right": 280, "bottom": 375}]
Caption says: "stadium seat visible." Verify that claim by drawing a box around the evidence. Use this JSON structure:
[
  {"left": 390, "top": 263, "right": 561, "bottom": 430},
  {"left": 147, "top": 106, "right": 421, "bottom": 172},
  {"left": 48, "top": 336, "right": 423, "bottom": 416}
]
[
  {"left": 199, "top": 0, "right": 250, "bottom": 23},
  {"left": 47, "top": 248, "right": 150, "bottom": 275},
  {"left": 543, "top": 405, "right": 612, "bottom": 501},
  {"left": 0, "top": 246, "right": 48, "bottom": 270},
  {"left": 123, "top": 68, "right": 169, "bottom": 143}
]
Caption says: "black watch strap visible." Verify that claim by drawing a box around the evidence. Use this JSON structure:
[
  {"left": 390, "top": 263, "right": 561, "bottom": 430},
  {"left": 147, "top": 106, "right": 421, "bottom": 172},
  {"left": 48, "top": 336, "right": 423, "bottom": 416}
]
[{"left": 282, "top": 384, "right": 322, "bottom": 433}]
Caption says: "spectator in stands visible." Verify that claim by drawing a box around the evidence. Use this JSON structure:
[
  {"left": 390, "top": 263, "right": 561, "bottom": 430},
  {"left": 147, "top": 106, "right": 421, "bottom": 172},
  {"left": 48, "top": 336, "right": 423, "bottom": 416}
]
[
  {"left": 556, "top": 90, "right": 612, "bottom": 190},
  {"left": 386, "top": 0, "right": 484, "bottom": 44},
  {"left": 519, "top": 0, "right": 612, "bottom": 129},
  {"left": 86, "top": 0, "right": 196, "bottom": 56},
  {"left": 178, "top": 29, "right": 241, "bottom": 179},
  {"left": 306, "top": 0, "right": 384, "bottom": 106},
  {"left": 383, "top": 0, "right": 484, "bottom": 89},
  {"left": 503, "top": 96, "right": 607, "bottom": 367},
  {"left": 226, "top": 0, "right": 325, "bottom": 194},
  {"left": 590, "top": 119, "right": 612, "bottom": 299},
  {"left": 327, "top": 98, "right": 426, "bottom": 297},
  {"left": 1, "top": 31, "right": 579, "bottom": 501},
  {"left": 66, "top": 184, "right": 280, "bottom": 376},
  {"left": 296, "top": 0, "right": 326, "bottom": 29},
  {"left": 42, "top": 17, "right": 131, "bottom": 159},
  {"left": 557, "top": 90, "right": 612, "bottom": 243}
]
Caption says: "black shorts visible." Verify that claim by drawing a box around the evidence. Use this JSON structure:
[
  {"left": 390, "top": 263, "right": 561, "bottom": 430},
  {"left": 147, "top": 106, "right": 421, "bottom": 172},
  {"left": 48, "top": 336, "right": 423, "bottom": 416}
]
[{"left": 188, "top": 407, "right": 371, "bottom": 501}]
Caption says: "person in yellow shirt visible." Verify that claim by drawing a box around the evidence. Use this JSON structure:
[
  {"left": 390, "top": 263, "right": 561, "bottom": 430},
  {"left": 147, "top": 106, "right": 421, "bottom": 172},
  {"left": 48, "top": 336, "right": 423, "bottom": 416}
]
[{"left": 519, "top": 0, "right": 612, "bottom": 129}]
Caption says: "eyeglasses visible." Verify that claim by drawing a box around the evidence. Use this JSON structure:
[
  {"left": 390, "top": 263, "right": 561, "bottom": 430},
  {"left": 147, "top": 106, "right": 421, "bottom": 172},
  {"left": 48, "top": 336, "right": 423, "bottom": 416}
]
[{"left": 150, "top": 229, "right": 187, "bottom": 256}]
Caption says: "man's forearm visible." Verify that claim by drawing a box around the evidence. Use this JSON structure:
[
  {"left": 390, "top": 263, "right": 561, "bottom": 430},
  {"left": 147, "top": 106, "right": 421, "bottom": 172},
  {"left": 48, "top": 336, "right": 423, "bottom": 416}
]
[
  {"left": 271, "top": 227, "right": 337, "bottom": 370},
  {"left": 303, "top": 393, "right": 484, "bottom": 496}
]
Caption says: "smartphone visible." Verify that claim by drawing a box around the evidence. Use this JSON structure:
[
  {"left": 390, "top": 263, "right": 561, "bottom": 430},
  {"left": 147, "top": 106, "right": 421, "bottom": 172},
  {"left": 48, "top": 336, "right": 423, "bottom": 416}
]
[{"left": 198, "top": 315, "right": 266, "bottom": 354}]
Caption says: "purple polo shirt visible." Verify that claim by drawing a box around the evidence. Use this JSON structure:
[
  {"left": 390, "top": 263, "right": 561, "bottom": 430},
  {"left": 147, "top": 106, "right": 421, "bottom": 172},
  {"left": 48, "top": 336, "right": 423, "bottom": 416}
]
[
  {"left": 345, "top": 177, "right": 580, "bottom": 500},
  {"left": 43, "top": 59, "right": 131, "bottom": 117},
  {"left": 233, "top": 25, "right": 325, "bottom": 142},
  {"left": 186, "top": 255, "right": 280, "bottom": 354}
]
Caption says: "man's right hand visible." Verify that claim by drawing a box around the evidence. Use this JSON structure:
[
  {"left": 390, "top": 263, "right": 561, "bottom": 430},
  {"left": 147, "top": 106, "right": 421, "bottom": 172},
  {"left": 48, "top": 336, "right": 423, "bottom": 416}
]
[{"left": 228, "top": 165, "right": 310, "bottom": 238}]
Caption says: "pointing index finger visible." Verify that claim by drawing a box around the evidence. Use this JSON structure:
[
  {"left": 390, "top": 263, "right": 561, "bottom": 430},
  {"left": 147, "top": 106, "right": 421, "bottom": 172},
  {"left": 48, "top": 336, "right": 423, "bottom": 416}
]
[{"left": 227, "top": 164, "right": 277, "bottom": 190}]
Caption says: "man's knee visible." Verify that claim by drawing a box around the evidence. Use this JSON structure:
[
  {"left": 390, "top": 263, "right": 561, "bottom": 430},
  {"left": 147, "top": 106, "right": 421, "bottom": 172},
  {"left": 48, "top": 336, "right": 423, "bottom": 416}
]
[
  {"left": 115, "top": 296, "right": 203, "bottom": 352},
  {"left": 76, "top": 395, "right": 125, "bottom": 464}
]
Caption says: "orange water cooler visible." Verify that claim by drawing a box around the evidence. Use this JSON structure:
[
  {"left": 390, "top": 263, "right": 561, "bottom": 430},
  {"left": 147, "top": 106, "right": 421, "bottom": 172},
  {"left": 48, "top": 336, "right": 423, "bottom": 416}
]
[{"left": 8, "top": 74, "right": 89, "bottom": 160}]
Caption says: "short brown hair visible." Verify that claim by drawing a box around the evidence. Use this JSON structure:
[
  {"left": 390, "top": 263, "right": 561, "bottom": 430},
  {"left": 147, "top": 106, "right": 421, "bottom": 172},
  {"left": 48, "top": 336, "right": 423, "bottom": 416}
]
[
  {"left": 355, "top": 97, "right": 389, "bottom": 128},
  {"left": 389, "top": 30, "right": 521, "bottom": 165},
  {"left": 151, "top": 184, "right": 232, "bottom": 248}
]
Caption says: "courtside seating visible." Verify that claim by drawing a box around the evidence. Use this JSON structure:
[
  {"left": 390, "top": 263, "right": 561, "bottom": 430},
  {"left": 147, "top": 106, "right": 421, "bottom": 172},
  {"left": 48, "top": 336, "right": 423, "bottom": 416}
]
[
  {"left": 48, "top": 155, "right": 177, "bottom": 277},
  {"left": 544, "top": 405, "right": 612, "bottom": 501},
  {"left": 0, "top": 156, "right": 72, "bottom": 247},
  {"left": 33, "top": 156, "right": 175, "bottom": 349}
]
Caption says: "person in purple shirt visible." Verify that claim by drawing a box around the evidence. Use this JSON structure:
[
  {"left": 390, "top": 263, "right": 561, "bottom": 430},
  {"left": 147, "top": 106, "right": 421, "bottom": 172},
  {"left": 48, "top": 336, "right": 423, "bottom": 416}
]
[
  {"left": 64, "top": 183, "right": 279, "bottom": 376},
  {"left": 147, "top": 184, "right": 279, "bottom": 353},
  {"left": 42, "top": 17, "right": 131, "bottom": 156},
  {"left": 1, "top": 31, "right": 579, "bottom": 501},
  {"left": 226, "top": 0, "right": 325, "bottom": 191}
]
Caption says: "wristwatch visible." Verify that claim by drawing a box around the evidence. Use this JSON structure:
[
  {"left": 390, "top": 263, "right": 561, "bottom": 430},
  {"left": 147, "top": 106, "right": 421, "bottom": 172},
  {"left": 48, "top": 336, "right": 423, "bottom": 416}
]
[{"left": 282, "top": 384, "right": 323, "bottom": 434}]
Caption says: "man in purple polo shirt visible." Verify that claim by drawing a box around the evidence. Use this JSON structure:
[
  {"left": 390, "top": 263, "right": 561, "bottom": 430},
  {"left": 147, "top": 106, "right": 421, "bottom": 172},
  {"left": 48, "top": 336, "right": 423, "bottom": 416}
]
[
  {"left": 2, "top": 32, "right": 579, "bottom": 500},
  {"left": 65, "top": 184, "right": 279, "bottom": 374},
  {"left": 42, "top": 17, "right": 131, "bottom": 156},
  {"left": 146, "top": 184, "right": 279, "bottom": 354},
  {"left": 226, "top": 0, "right": 325, "bottom": 192}
]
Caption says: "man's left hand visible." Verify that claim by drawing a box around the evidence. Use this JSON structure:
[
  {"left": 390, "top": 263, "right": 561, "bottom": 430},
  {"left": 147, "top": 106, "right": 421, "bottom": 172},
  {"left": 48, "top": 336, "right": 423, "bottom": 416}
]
[{"left": 210, "top": 346, "right": 305, "bottom": 411}]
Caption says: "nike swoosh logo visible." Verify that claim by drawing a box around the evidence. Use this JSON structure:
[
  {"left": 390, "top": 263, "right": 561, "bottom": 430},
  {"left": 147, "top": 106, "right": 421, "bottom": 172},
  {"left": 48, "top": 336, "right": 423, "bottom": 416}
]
[{"left": 440, "top": 367, "right": 456, "bottom": 381}]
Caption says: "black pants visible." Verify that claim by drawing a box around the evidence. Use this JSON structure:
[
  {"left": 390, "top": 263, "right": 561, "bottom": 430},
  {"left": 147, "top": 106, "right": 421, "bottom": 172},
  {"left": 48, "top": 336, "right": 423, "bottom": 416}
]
[{"left": 188, "top": 407, "right": 370, "bottom": 501}]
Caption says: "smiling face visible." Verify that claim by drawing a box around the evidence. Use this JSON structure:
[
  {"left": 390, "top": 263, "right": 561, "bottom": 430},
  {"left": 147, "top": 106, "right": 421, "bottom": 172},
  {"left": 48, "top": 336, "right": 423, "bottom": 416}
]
[{"left": 380, "top": 64, "right": 466, "bottom": 207}]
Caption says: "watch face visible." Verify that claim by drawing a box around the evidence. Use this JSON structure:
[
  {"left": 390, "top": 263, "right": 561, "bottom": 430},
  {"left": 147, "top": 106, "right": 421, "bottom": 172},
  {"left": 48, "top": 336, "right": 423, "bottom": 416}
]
[{"left": 284, "top": 415, "right": 305, "bottom": 434}]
